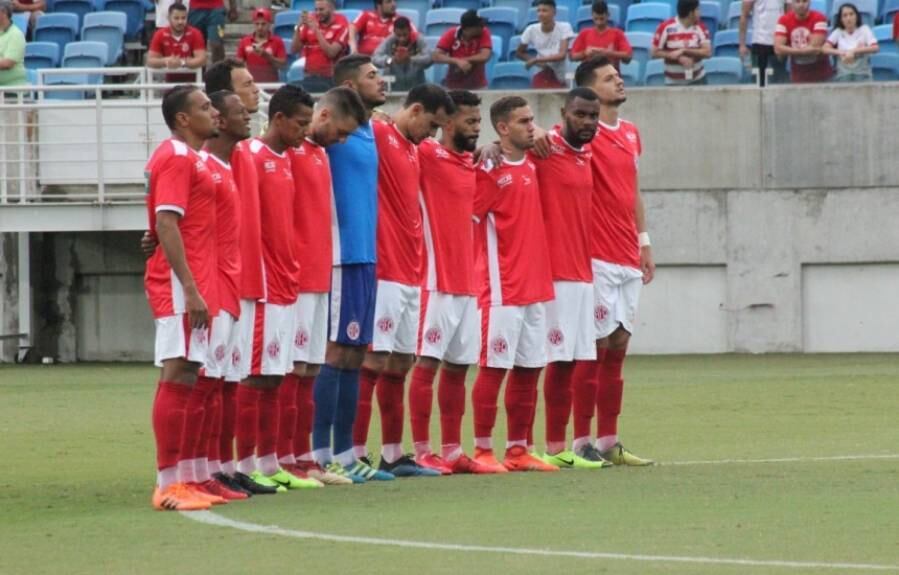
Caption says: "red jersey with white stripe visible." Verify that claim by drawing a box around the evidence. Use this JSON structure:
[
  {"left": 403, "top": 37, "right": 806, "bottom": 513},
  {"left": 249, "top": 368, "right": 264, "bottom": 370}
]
[
  {"left": 652, "top": 18, "right": 711, "bottom": 83},
  {"left": 289, "top": 139, "right": 332, "bottom": 293},
  {"left": 373, "top": 120, "right": 423, "bottom": 286},
  {"left": 231, "top": 142, "right": 264, "bottom": 301},
  {"left": 590, "top": 119, "right": 641, "bottom": 268},
  {"left": 473, "top": 157, "right": 554, "bottom": 307},
  {"left": 297, "top": 14, "right": 350, "bottom": 77},
  {"left": 204, "top": 151, "right": 241, "bottom": 318},
  {"left": 418, "top": 138, "right": 476, "bottom": 295},
  {"left": 775, "top": 10, "right": 832, "bottom": 82},
  {"left": 353, "top": 11, "right": 416, "bottom": 55},
  {"left": 249, "top": 138, "right": 298, "bottom": 305},
  {"left": 144, "top": 138, "right": 218, "bottom": 318},
  {"left": 531, "top": 130, "right": 593, "bottom": 282}
]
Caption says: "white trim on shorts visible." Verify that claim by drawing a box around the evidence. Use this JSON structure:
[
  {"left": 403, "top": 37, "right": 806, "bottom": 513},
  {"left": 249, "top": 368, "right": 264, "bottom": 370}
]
[
  {"left": 239, "top": 299, "right": 296, "bottom": 377},
  {"left": 546, "top": 281, "right": 596, "bottom": 363},
  {"left": 372, "top": 279, "right": 421, "bottom": 355},
  {"left": 291, "top": 292, "right": 328, "bottom": 365},
  {"left": 203, "top": 309, "right": 239, "bottom": 379},
  {"left": 592, "top": 259, "right": 643, "bottom": 339},
  {"left": 154, "top": 314, "right": 209, "bottom": 368},
  {"left": 419, "top": 291, "right": 480, "bottom": 365},
  {"left": 482, "top": 302, "right": 547, "bottom": 369}
]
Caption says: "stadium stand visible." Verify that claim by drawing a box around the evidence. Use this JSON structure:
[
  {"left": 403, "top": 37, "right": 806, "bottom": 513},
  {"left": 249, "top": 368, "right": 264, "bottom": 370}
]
[
  {"left": 871, "top": 52, "right": 899, "bottom": 79},
  {"left": 24, "top": 42, "right": 61, "bottom": 70},
  {"left": 873, "top": 24, "right": 896, "bottom": 54},
  {"left": 619, "top": 58, "right": 641, "bottom": 84},
  {"left": 882, "top": 0, "right": 899, "bottom": 24},
  {"left": 524, "top": 5, "right": 570, "bottom": 30},
  {"left": 274, "top": 10, "right": 299, "bottom": 46},
  {"left": 626, "top": 2, "right": 671, "bottom": 32},
  {"left": 438, "top": 0, "right": 483, "bottom": 10},
  {"left": 486, "top": 34, "right": 502, "bottom": 80},
  {"left": 625, "top": 31, "right": 653, "bottom": 74},
  {"left": 97, "top": 0, "right": 147, "bottom": 41},
  {"left": 341, "top": 0, "right": 375, "bottom": 9},
  {"left": 397, "top": 8, "right": 422, "bottom": 30},
  {"left": 700, "top": 0, "right": 721, "bottom": 34},
  {"left": 643, "top": 57, "right": 666, "bottom": 84},
  {"left": 726, "top": 1, "right": 742, "bottom": 29},
  {"left": 489, "top": 0, "right": 529, "bottom": 29},
  {"left": 82, "top": 11, "right": 127, "bottom": 65},
  {"left": 425, "top": 8, "right": 466, "bottom": 36},
  {"left": 34, "top": 13, "right": 80, "bottom": 54},
  {"left": 478, "top": 7, "right": 518, "bottom": 53},
  {"left": 703, "top": 56, "right": 745, "bottom": 83},
  {"left": 713, "top": 29, "right": 749, "bottom": 58},
  {"left": 507, "top": 34, "right": 537, "bottom": 60},
  {"left": 12, "top": 12, "right": 28, "bottom": 34},
  {"left": 831, "top": 0, "right": 876, "bottom": 26},
  {"left": 489, "top": 60, "right": 532, "bottom": 88},
  {"left": 290, "top": 0, "right": 316, "bottom": 10},
  {"left": 49, "top": 0, "right": 95, "bottom": 30}
]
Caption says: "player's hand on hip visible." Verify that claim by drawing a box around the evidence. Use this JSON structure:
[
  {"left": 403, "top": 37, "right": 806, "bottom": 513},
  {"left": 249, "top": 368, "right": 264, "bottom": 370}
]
[
  {"left": 185, "top": 288, "right": 209, "bottom": 330},
  {"left": 140, "top": 231, "right": 158, "bottom": 259},
  {"left": 641, "top": 246, "right": 655, "bottom": 285}
]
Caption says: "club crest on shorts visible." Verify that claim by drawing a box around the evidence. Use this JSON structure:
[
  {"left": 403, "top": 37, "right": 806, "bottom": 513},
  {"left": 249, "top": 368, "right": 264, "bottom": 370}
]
[
  {"left": 214, "top": 344, "right": 226, "bottom": 362},
  {"left": 595, "top": 304, "right": 610, "bottom": 323},
  {"left": 547, "top": 328, "right": 564, "bottom": 347},
  {"left": 195, "top": 329, "right": 208, "bottom": 344},
  {"left": 424, "top": 327, "right": 442, "bottom": 345},
  {"left": 231, "top": 348, "right": 241, "bottom": 367},
  {"left": 490, "top": 336, "right": 509, "bottom": 355},
  {"left": 295, "top": 329, "right": 309, "bottom": 349},
  {"left": 266, "top": 340, "right": 281, "bottom": 359},
  {"left": 377, "top": 316, "right": 395, "bottom": 334},
  {"left": 346, "top": 321, "right": 361, "bottom": 341}
]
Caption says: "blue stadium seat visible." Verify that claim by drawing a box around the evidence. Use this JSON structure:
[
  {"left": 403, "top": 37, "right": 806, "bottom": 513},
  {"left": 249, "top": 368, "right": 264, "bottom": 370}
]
[
  {"left": 713, "top": 28, "right": 750, "bottom": 57},
  {"left": 63, "top": 40, "right": 109, "bottom": 67},
  {"left": 34, "top": 13, "right": 80, "bottom": 54},
  {"left": 490, "top": 0, "right": 529, "bottom": 29},
  {"left": 645, "top": 0, "right": 677, "bottom": 10},
  {"left": 425, "top": 62, "right": 449, "bottom": 85},
  {"left": 341, "top": 0, "right": 373, "bottom": 9},
  {"left": 401, "top": 0, "right": 432, "bottom": 24},
  {"left": 290, "top": 0, "right": 315, "bottom": 10},
  {"left": 703, "top": 55, "right": 744, "bottom": 83},
  {"left": 873, "top": 24, "right": 897, "bottom": 54},
  {"left": 82, "top": 11, "right": 127, "bottom": 65},
  {"left": 97, "top": 0, "right": 147, "bottom": 41},
  {"left": 625, "top": 31, "right": 653, "bottom": 72},
  {"left": 507, "top": 34, "right": 537, "bottom": 60},
  {"left": 478, "top": 7, "right": 518, "bottom": 55},
  {"left": 700, "top": 1, "right": 721, "bottom": 34},
  {"left": 726, "top": 1, "right": 742, "bottom": 28},
  {"left": 12, "top": 12, "right": 29, "bottom": 34},
  {"left": 643, "top": 58, "right": 666, "bottom": 84},
  {"left": 626, "top": 2, "right": 671, "bottom": 32},
  {"left": 619, "top": 58, "right": 641, "bottom": 85},
  {"left": 397, "top": 9, "right": 422, "bottom": 30},
  {"left": 44, "top": 73, "right": 91, "bottom": 100},
  {"left": 424, "top": 34, "right": 441, "bottom": 52},
  {"left": 489, "top": 60, "right": 532, "bottom": 88},
  {"left": 831, "top": 0, "right": 875, "bottom": 25},
  {"left": 438, "top": 0, "right": 483, "bottom": 10},
  {"left": 287, "top": 58, "right": 304, "bottom": 84},
  {"left": 50, "top": 0, "right": 96, "bottom": 30},
  {"left": 871, "top": 52, "right": 899, "bottom": 79},
  {"left": 25, "top": 42, "right": 62, "bottom": 70},
  {"left": 274, "top": 10, "right": 300, "bottom": 46},
  {"left": 524, "top": 6, "right": 570, "bottom": 31},
  {"left": 486, "top": 34, "right": 502, "bottom": 81},
  {"left": 880, "top": 0, "right": 899, "bottom": 23},
  {"left": 811, "top": 0, "right": 828, "bottom": 15},
  {"left": 425, "top": 8, "right": 465, "bottom": 36},
  {"left": 337, "top": 9, "right": 361, "bottom": 23}
]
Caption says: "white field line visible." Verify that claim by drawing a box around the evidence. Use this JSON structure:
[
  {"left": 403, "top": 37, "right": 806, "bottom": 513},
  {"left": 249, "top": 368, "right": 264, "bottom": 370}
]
[
  {"left": 182, "top": 511, "right": 899, "bottom": 572},
  {"left": 666, "top": 454, "right": 899, "bottom": 466}
]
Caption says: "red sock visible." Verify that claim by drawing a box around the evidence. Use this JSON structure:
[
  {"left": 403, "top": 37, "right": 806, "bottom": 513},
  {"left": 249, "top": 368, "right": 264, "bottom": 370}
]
[
  {"left": 197, "top": 378, "right": 223, "bottom": 463},
  {"left": 409, "top": 365, "right": 438, "bottom": 446},
  {"left": 152, "top": 381, "right": 192, "bottom": 471},
  {"left": 235, "top": 385, "right": 260, "bottom": 463},
  {"left": 206, "top": 382, "right": 223, "bottom": 463},
  {"left": 256, "top": 386, "right": 280, "bottom": 458},
  {"left": 472, "top": 367, "right": 506, "bottom": 439},
  {"left": 276, "top": 374, "right": 299, "bottom": 460},
  {"left": 218, "top": 381, "right": 238, "bottom": 465},
  {"left": 293, "top": 375, "right": 315, "bottom": 458},
  {"left": 438, "top": 367, "right": 467, "bottom": 447},
  {"left": 352, "top": 367, "right": 378, "bottom": 448},
  {"left": 572, "top": 355, "right": 601, "bottom": 439},
  {"left": 544, "top": 362, "right": 575, "bottom": 445},
  {"left": 177, "top": 376, "right": 217, "bottom": 463},
  {"left": 376, "top": 371, "right": 407, "bottom": 446},
  {"left": 505, "top": 367, "right": 540, "bottom": 444},
  {"left": 527, "top": 381, "right": 538, "bottom": 447},
  {"left": 597, "top": 348, "right": 626, "bottom": 438}
]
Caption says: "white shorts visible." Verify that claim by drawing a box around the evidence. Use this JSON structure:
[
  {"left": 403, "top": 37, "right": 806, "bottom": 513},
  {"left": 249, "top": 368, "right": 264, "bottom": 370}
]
[
  {"left": 372, "top": 279, "right": 421, "bottom": 355},
  {"left": 481, "top": 302, "right": 547, "bottom": 369},
  {"left": 291, "top": 292, "right": 328, "bottom": 365},
  {"left": 154, "top": 314, "right": 210, "bottom": 368},
  {"left": 545, "top": 281, "right": 596, "bottom": 363},
  {"left": 593, "top": 259, "right": 643, "bottom": 339},
  {"left": 202, "top": 310, "right": 239, "bottom": 379},
  {"left": 418, "top": 291, "right": 481, "bottom": 365},
  {"left": 236, "top": 299, "right": 295, "bottom": 377}
]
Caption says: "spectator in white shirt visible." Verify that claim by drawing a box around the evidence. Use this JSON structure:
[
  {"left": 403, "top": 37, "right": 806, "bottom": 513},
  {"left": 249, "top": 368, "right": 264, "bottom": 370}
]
[
  {"left": 516, "top": 0, "right": 574, "bottom": 88},
  {"left": 822, "top": 2, "right": 878, "bottom": 82},
  {"left": 739, "top": 0, "right": 789, "bottom": 86}
]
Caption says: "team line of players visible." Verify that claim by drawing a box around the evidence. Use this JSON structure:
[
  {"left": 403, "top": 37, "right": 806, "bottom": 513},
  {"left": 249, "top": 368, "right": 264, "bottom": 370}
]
[{"left": 144, "top": 55, "right": 655, "bottom": 511}]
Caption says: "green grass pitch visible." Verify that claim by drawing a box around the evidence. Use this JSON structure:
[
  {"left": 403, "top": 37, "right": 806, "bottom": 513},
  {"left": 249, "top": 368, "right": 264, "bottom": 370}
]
[{"left": 1, "top": 354, "right": 898, "bottom": 574}]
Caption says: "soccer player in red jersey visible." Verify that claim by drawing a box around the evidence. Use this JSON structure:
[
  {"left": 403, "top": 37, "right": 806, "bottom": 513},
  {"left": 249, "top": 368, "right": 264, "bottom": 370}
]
[
  {"left": 530, "top": 88, "right": 610, "bottom": 470},
  {"left": 570, "top": 57, "right": 655, "bottom": 466},
  {"left": 145, "top": 86, "right": 220, "bottom": 510},
  {"left": 407, "top": 90, "right": 500, "bottom": 475},
  {"left": 470, "top": 96, "right": 558, "bottom": 473},
  {"left": 351, "top": 84, "right": 453, "bottom": 478},
  {"left": 280, "top": 87, "right": 367, "bottom": 487}
]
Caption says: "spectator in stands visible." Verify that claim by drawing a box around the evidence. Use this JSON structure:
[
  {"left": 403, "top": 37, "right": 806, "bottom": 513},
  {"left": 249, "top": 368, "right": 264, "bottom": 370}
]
[
  {"left": 147, "top": 3, "right": 207, "bottom": 82},
  {"left": 822, "top": 3, "right": 878, "bottom": 82},
  {"left": 651, "top": 0, "right": 712, "bottom": 85},
  {"left": 291, "top": 0, "right": 350, "bottom": 92},
  {"left": 432, "top": 9, "right": 492, "bottom": 90},
  {"left": 738, "top": 0, "right": 788, "bottom": 86},
  {"left": 11, "top": 0, "right": 43, "bottom": 36},
  {"left": 236, "top": 7, "right": 287, "bottom": 84},
  {"left": 0, "top": 1, "right": 26, "bottom": 88},
  {"left": 516, "top": 0, "right": 574, "bottom": 88},
  {"left": 774, "top": 0, "right": 832, "bottom": 82},
  {"left": 351, "top": 0, "right": 413, "bottom": 56},
  {"left": 155, "top": 0, "right": 186, "bottom": 29},
  {"left": 372, "top": 16, "right": 430, "bottom": 91},
  {"left": 187, "top": 0, "right": 236, "bottom": 65},
  {"left": 570, "top": 0, "right": 632, "bottom": 70}
]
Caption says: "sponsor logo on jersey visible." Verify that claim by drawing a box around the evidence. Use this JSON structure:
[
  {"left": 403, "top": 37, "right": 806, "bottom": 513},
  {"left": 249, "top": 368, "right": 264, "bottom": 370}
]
[
  {"left": 434, "top": 146, "right": 450, "bottom": 159},
  {"left": 264, "top": 159, "right": 276, "bottom": 173},
  {"left": 388, "top": 134, "right": 400, "bottom": 148},
  {"left": 521, "top": 175, "right": 532, "bottom": 186},
  {"left": 497, "top": 174, "right": 513, "bottom": 188}
]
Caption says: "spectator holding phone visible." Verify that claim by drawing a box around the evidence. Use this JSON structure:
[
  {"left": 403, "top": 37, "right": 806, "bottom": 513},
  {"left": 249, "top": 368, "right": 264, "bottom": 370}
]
[
  {"left": 291, "top": 0, "right": 350, "bottom": 92},
  {"left": 371, "top": 16, "right": 431, "bottom": 91},
  {"left": 237, "top": 8, "right": 287, "bottom": 83}
]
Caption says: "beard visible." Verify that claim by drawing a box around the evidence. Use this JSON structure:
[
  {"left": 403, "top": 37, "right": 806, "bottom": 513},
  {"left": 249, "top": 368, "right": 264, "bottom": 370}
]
[{"left": 453, "top": 131, "right": 478, "bottom": 153}]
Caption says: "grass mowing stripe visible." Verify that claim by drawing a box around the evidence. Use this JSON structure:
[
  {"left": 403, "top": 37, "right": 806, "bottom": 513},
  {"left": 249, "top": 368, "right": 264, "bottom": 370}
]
[
  {"left": 182, "top": 511, "right": 899, "bottom": 572},
  {"left": 666, "top": 454, "right": 899, "bottom": 466}
]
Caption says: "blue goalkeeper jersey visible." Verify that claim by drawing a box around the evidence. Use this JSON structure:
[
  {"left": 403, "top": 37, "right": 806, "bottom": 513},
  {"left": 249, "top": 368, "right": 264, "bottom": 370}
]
[{"left": 327, "top": 121, "right": 378, "bottom": 265}]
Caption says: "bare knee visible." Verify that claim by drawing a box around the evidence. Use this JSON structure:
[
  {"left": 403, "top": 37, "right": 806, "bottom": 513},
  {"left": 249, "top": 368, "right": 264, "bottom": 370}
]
[
  {"left": 417, "top": 356, "right": 441, "bottom": 371},
  {"left": 160, "top": 358, "right": 199, "bottom": 385},
  {"left": 385, "top": 353, "right": 415, "bottom": 375}
]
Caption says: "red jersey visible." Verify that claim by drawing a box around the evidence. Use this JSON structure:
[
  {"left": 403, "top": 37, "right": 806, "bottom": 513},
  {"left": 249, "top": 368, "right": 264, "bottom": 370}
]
[
  {"left": 249, "top": 138, "right": 298, "bottom": 305},
  {"left": 652, "top": 18, "right": 711, "bottom": 82},
  {"left": 473, "top": 157, "right": 554, "bottom": 307},
  {"left": 297, "top": 14, "right": 350, "bottom": 77},
  {"left": 418, "top": 138, "right": 476, "bottom": 296},
  {"left": 894, "top": 13, "right": 899, "bottom": 40},
  {"left": 149, "top": 25, "right": 205, "bottom": 58},
  {"left": 236, "top": 33, "right": 287, "bottom": 83},
  {"left": 571, "top": 27, "right": 632, "bottom": 69},
  {"left": 144, "top": 139, "right": 218, "bottom": 318},
  {"left": 590, "top": 119, "right": 641, "bottom": 268},
  {"left": 203, "top": 152, "right": 241, "bottom": 318},
  {"left": 189, "top": 0, "right": 224, "bottom": 9},
  {"left": 531, "top": 131, "right": 593, "bottom": 283},
  {"left": 289, "top": 139, "right": 333, "bottom": 293},
  {"left": 373, "top": 121, "right": 423, "bottom": 285},
  {"left": 231, "top": 142, "right": 264, "bottom": 301},
  {"left": 353, "top": 11, "right": 416, "bottom": 55},
  {"left": 436, "top": 26, "right": 493, "bottom": 89},
  {"left": 775, "top": 10, "right": 832, "bottom": 82}
]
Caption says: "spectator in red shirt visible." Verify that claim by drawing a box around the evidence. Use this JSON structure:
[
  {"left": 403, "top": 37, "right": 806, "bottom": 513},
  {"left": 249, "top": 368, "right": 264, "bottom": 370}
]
[
  {"left": 187, "top": 0, "right": 236, "bottom": 64},
  {"left": 147, "top": 3, "right": 207, "bottom": 82},
  {"left": 774, "top": 0, "right": 832, "bottom": 83},
  {"left": 291, "top": 0, "right": 350, "bottom": 92},
  {"left": 236, "top": 8, "right": 287, "bottom": 84},
  {"left": 570, "top": 0, "right": 633, "bottom": 69},
  {"left": 351, "top": 0, "right": 410, "bottom": 56},
  {"left": 432, "top": 9, "right": 493, "bottom": 90}
]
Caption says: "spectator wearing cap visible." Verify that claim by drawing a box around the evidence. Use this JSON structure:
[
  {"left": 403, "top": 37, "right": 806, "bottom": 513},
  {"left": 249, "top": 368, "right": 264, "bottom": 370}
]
[
  {"left": 352, "top": 0, "right": 416, "bottom": 56},
  {"left": 570, "top": 0, "right": 632, "bottom": 70},
  {"left": 291, "top": 0, "right": 350, "bottom": 92},
  {"left": 516, "top": 0, "right": 574, "bottom": 88},
  {"left": 650, "top": 0, "right": 712, "bottom": 85},
  {"left": 0, "top": 0, "right": 26, "bottom": 88},
  {"left": 147, "top": 3, "right": 207, "bottom": 82},
  {"left": 237, "top": 8, "right": 287, "bottom": 83},
  {"left": 822, "top": 3, "right": 878, "bottom": 82},
  {"left": 11, "top": 0, "right": 44, "bottom": 36},
  {"left": 432, "top": 9, "right": 493, "bottom": 89},
  {"left": 372, "top": 15, "right": 431, "bottom": 90},
  {"left": 186, "top": 0, "right": 237, "bottom": 64}
]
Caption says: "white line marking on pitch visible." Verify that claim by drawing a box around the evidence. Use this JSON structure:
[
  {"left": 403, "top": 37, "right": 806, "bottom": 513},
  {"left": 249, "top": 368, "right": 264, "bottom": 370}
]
[
  {"left": 182, "top": 511, "right": 899, "bottom": 572},
  {"left": 666, "top": 454, "right": 899, "bottom": 466}
]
